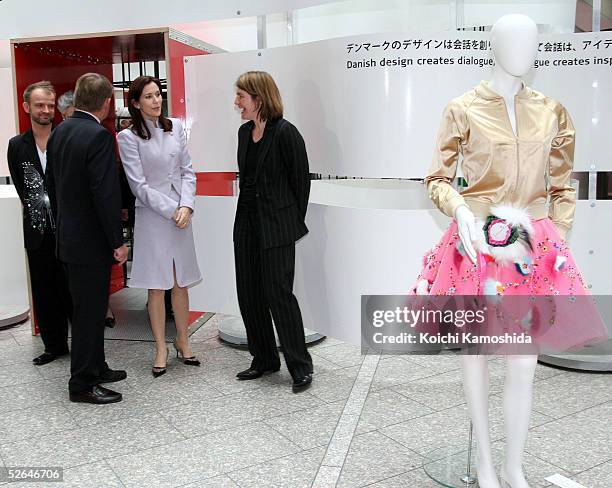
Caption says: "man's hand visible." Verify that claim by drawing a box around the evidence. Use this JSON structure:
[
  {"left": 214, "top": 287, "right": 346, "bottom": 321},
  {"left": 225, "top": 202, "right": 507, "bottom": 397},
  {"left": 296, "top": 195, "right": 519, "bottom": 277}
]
[
  {"left": 113, "top": 244, "right": 129, "bottom": 265},
  {"left": 174, "top": 206, "right": 192, "bottom": 229},
  {"left": 454, "top": 205, "right": 477, "bottom": 265}
]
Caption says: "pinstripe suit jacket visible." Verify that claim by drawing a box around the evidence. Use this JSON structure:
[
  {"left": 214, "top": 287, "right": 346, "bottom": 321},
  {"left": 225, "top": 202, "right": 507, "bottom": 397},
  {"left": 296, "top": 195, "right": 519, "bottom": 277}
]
[{"left": 234, "top": 118, "right": 310, "bottom": 249}]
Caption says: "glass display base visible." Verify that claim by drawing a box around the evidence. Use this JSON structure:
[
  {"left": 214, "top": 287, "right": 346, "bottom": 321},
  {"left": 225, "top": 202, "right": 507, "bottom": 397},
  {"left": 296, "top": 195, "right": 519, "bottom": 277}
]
[
  {"left": 424, "top": 443, "right": 544, "bottom": 488},
  {"left": 424, "top": 445, "right": 478, "bottom": 488},
  {"left": 217, "top": 314, "right": 325, "bottom": 347}
]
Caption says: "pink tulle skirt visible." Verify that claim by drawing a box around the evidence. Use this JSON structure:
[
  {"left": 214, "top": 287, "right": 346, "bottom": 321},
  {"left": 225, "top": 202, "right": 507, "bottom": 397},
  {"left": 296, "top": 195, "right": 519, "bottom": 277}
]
[{"left": 412, "top": 219, "right": 608, "bottom": 353}]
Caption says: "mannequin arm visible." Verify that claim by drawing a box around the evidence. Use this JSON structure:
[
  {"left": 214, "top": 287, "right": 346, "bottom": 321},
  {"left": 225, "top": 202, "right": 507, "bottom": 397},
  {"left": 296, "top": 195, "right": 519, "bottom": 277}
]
[
  {"left": 425, "top": 101, "right": 467, "bottom": 218},
  {"left": 455, "top": 204, "right": 477, "bottom": 264},
  {"left": 548, "top": 106, "right": 576, "bottom": 240}
]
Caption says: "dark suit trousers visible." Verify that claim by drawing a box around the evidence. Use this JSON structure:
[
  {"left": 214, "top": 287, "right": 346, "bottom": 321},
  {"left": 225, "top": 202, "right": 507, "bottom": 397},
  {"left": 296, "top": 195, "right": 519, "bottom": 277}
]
[
  {"left": 64, "top": 263, "right": 110, "bottom": 392},
  {"left": 26, "top": 230, "right": 71, "bottom": 355},
  {"left": 234, "top": 209, "right": 313, "bottom": 380}
]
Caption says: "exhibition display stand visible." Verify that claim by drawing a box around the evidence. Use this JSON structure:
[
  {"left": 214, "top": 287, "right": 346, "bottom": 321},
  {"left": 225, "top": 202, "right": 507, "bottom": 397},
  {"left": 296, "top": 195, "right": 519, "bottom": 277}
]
[
  {"left": 423, "top": 422, "right": 478, "bottom": 488},
  {"left": 11, "top": 27, "right": 214, "bottom": 131},
  {"left": 7, "top": 27, "right": 219, "bottom": 332},
  {"left": 0, "top": 185, "right": 29, "bottom": 328}
]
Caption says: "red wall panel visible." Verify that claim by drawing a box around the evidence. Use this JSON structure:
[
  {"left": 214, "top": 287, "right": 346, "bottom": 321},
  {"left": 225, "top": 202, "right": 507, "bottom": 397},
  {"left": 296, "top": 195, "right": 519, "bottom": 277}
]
[
  {"left": 167, "top": 38, "right": 207, "bottom": 122},
  {"left": 168, "top": 38, "right": 236, "bottom": 196},
  {"left": 14, "top": 38, "right": 116, "bottom": 134}
]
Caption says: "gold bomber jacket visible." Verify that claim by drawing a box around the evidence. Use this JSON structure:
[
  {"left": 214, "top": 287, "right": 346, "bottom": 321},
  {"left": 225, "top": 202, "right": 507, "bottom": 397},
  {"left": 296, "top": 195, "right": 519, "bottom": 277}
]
[{"left": 425, "top": 81, "right": 576, "bottom": 239}]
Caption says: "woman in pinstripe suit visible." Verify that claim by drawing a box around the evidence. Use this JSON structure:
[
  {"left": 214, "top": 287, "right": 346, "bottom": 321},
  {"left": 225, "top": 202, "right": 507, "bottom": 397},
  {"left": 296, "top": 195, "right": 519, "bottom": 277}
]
[{"left": 233, "top": 71, "right": 313, "bottom": 393}]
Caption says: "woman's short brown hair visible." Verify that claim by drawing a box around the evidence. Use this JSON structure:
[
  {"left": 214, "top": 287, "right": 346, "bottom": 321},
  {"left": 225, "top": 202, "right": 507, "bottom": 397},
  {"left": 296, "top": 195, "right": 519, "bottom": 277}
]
[{"left": 235, "top": 71, "right": 283, "bottom": 121}]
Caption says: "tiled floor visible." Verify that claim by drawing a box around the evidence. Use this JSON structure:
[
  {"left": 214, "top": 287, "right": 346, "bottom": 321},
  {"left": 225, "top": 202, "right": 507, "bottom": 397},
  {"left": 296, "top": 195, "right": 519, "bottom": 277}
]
[{"left": 0, "top": 314, "right": 610, "bottom": 488}]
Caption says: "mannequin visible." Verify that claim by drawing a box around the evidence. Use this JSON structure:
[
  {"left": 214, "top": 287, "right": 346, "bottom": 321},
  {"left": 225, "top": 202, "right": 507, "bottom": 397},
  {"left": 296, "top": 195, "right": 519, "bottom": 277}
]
[
  {"left": 454, "top": 14, "right": 539, "bottom": 267},
  {"left": 413, "top": 13, "right": 605, "bottom": 488},
  {"left": 458, "top": 15, "right": 538, "bottom": 488}
]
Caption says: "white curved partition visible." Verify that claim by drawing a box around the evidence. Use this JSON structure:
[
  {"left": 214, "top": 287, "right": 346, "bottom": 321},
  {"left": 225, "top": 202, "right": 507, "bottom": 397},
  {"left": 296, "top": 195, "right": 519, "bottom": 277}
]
[
  {"left": 185, "top": 31, "right": 612, "bottom": 176},
  {"left": 189, "top": 180, "right": 451, "bottom": 345},
  {"left": 189, "top": 181, "right": 611, "bottom": 347},
  {"left": 190, "top": 195, "right": 240, "bottom": 316},
  {"left": 310, "top": 178, "right": 433, "bottom": 210},
  {"left": 1, "top": 40, "right": 17, "bottom": 178},
  {"left": 0, "top": 186, "right": 30, "bottom": 327}
]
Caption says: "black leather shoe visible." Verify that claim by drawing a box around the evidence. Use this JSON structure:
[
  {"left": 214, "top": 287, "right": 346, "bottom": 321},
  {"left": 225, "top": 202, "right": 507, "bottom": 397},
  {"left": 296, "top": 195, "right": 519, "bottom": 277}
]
[
  {"left": 236, "top": 366, "right": 280, "bottom": 380},
  {"left": 98, "top": 369, "right": 127, "bottom": 384},
  {"left": 32, "top": 351, "right": 68, "bottom": 366},
  {"left": 292, "top": 374, "right": 313, "bottom": 393},
  {"left": 69, "top": 385, "right": 122, "bottom": 404},
  {"left": 105, "top": 316, "right": 116, "bottom": 328}
]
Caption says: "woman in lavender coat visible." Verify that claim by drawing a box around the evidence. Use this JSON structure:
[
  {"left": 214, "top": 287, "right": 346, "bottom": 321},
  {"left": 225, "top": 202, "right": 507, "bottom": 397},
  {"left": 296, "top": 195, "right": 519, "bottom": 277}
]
[{"left": 118, "top": 76, "right": 201, "bottom": 377}]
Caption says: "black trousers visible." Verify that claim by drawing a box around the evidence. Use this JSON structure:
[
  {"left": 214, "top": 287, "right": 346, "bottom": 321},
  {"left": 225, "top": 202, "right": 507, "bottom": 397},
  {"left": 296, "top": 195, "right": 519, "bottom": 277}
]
[
  {"left": 64, "top": 262, "right": 111, "bottom": 392},
  {"left": 234, "top": 209, "right": 313, "bottom": 380},
  {"left": 26, "top": 230, "right": 71, "bottom": 355}
]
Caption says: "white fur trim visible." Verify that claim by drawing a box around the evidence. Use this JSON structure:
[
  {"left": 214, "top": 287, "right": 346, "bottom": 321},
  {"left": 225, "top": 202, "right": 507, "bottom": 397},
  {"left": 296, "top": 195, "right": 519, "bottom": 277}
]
[
  {"left": 416, "top": 279, "right": 429, "bottom": 296},
  {"left": 473, "top": 205, "right": 535, "bottom": 265},
  {"left": 554, "top": 255, "right": 567, "bottom": 272}
]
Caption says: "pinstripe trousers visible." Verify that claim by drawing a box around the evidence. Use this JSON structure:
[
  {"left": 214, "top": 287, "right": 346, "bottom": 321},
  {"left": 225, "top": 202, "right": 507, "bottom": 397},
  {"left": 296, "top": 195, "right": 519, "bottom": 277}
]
[{"left": 234, "top": 209, "right": 313, "bottom": 380}]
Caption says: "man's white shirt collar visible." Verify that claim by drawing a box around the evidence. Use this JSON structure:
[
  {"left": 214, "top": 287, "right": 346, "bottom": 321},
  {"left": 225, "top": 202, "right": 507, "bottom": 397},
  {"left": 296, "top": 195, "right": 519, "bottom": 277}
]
[{"left": 75, "top": 109, "right": 100, "bottom": 124}]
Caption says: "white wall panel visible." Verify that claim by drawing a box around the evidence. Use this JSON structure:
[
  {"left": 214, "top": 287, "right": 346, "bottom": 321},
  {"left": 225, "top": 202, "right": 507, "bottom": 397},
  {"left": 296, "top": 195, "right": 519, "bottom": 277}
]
[
  {"left": 293, "top": 1, "right": 577, "bottom": 41},
  {"left": 190, "top": 196, "right": 240, "bottom": 316},
  {"left": 0, "top": 0, "right": 340, "bottom": 39},
  {"left": 266, "top": 12, "right": 293, "bottom": 48},
  {"left": 0, "top": 66, "right": 17, "bottom": 177},
  {"left": 172, "top": 17, "right": 258, "bottom": 53},
  {"left": 309, "top": 179, "right": 433, "bottom": 210},
  {"left": 294, "top": 0, "right": 451, "bottom": 42},
  {"left": 0, "top": 186, "right": 29, "bottom": 313},
  {"left": 294, "top": 204, "right": 448, "bottom": 345},
  {"left": 185, "top": 31, "right": 612, "bottom": 176},
  {"left": 463, "top": 0, "right": 577, "bottom": 32},
  {"left": 0, "top": 39, "right": 10, "bottom": 67},
  {"left": 568, "top": 201, "right": 612, "bottom": 295}
]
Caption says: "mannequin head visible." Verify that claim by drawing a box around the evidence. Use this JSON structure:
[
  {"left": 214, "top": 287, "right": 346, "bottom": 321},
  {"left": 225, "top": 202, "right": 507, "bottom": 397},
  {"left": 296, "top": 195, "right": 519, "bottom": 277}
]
[{"left": 491, "top": 14, "right": 538, "bottom": 77}]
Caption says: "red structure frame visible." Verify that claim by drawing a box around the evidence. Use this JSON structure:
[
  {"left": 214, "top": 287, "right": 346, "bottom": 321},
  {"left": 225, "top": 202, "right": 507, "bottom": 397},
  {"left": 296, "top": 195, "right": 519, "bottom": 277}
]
[{"left": 11, "top": 28, "right": 230, "bottom": 333}]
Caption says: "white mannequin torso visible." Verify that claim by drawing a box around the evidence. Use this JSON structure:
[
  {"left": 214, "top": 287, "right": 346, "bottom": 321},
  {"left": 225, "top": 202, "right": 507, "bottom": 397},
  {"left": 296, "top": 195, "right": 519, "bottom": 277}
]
[
  {"left": 488, "top": 14, "right": 539, "bottom": 137},
  {"left": 488, "top": 76, "right": 521, "bottom": 136}
]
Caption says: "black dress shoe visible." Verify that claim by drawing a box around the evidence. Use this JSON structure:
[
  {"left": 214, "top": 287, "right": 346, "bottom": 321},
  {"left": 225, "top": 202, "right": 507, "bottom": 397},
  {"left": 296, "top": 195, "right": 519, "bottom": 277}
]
[
  {"left": 98, "top": 369, "right": 127, "bottom": 384},
  {"left": 292, "top": 373, "right": 313, "bottom": 393},
  {"left": 236, "top": 366, "right": 280, "bottom": 380},
  {"left": 105, "top": 316, "right": 116, "bottom": 328},
  {"left": 69, "top": 385, "right": 122, "bottom": 404},
  {"left": 32, "top": 351, "right": 68, "bottom": 366}
]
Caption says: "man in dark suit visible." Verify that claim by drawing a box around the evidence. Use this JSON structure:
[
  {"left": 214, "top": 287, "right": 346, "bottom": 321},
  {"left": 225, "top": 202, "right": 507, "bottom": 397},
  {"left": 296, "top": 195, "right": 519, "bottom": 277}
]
[
  {"left": 233, "top": 71, "right": 313, "bottom": 393},
  {"left": 8, "top": 81, "right": 72, "bottom": 366},
  {"left": 47, "top": 73, "right": 128, "bottom": 404}
]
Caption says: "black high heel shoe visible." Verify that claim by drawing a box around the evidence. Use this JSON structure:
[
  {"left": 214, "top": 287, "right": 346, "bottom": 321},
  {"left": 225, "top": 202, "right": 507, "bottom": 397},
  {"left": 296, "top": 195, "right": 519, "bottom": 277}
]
[
  {"left": 173, "top": 339, "right": 201, "bottom": 366},
  {"left": 105, "top": 316, "right": 116, "bottom": 328},
  {"left": 151, "top": 347, "right": 169, "bottom": 378}
]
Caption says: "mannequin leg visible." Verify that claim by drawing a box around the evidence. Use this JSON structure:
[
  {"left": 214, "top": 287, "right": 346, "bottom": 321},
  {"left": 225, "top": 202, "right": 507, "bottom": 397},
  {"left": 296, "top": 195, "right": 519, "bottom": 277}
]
[
  {"left": 501, "top": 355, "right": 537, "bottom": 488},
  {"left": 461, "top": 355, "right": 501, "bottom": 488}
]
